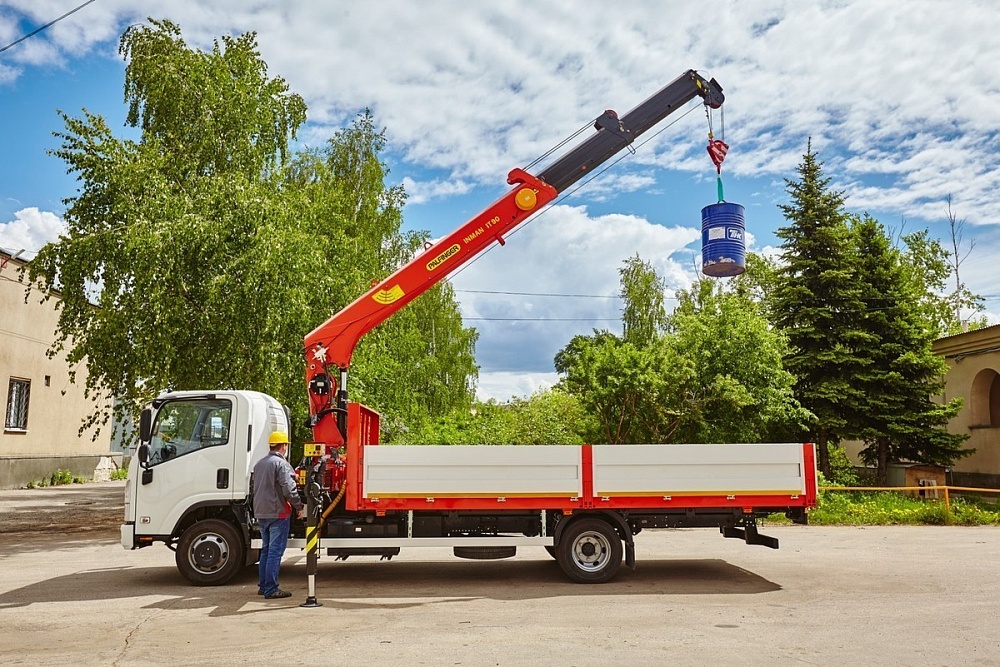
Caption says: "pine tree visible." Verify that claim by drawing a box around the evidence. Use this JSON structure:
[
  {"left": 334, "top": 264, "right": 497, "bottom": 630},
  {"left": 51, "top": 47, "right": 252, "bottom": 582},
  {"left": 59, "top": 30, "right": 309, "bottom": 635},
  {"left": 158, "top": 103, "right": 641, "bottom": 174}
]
[
  {"left": 850, "top": 215, "right": 968, "bottom": 483},
  {"left": 772, "top": 142, "right": 867, "bottom": 475}
]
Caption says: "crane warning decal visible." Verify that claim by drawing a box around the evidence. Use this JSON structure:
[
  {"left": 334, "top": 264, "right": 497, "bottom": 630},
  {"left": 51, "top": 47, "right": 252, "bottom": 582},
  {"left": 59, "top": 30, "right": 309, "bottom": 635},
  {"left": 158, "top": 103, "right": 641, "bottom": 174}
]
[
  {"left": 426, "top": 244, "right": 461, "bottom": 272},
  {"left": 372, "top": 285, "right": 405, "bottom": 305}
]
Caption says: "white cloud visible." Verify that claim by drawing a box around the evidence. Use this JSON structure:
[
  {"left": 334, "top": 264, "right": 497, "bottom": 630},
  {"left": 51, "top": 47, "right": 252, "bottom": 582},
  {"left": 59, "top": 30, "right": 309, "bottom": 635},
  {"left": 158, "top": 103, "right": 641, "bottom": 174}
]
[
  {"left": 5, "top": 0, "right": 1000, "bottom": 395},
  {"left": 0, "top": 207, "right": 65, "bottom": 258},
  {"left": 475, "top": 371, "right": 559, "bottom": 403},
  {"left": 401, "top": 176, "right": 474, "bottom": 206},
  {"left": 5, "top": 1, "right": 1000, "bottom": 229},
  {"left": 450, "top": 204, "right": 700, "bottom": 377}
]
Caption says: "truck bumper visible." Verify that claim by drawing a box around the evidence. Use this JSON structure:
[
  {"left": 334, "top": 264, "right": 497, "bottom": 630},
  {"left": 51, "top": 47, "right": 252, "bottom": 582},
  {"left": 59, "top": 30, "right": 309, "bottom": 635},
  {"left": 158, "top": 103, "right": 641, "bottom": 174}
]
[{"left": 120, "top": 523, "right": 135, "bottom": 549}]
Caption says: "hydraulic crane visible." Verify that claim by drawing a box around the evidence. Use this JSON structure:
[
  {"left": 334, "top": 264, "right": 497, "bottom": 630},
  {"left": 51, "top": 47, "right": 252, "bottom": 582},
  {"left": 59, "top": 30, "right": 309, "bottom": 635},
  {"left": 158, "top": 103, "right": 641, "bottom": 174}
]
[{"left": 303, "top": 69, "right": 725, "bottom": 449}]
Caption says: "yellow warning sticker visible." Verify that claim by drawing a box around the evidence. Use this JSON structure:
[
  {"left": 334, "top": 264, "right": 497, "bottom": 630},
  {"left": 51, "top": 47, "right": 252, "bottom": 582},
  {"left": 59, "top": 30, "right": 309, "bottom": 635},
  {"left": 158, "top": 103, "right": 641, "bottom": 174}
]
[{"left": 372, "top": 285, "right": 405, "bottom": 304}]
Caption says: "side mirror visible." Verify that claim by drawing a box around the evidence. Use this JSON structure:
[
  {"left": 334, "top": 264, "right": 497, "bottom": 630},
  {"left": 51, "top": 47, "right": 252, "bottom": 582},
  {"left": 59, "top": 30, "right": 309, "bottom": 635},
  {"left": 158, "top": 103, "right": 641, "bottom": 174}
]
[{"left": 139, "top": 408, "right": 152, "bottom": 443}]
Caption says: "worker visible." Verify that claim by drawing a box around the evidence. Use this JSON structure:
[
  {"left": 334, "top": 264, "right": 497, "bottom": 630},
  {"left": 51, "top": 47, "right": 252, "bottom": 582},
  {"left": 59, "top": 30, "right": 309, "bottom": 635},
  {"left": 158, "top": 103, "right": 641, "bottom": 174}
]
[{"left": 252, "top": 431, "right": 305, "bottom": 599}]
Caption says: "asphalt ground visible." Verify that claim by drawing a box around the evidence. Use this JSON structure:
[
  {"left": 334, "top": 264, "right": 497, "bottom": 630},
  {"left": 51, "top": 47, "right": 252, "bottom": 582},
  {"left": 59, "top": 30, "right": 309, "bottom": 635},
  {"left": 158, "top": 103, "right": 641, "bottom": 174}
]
[{"left": 1, "top": 482, "right": 999, "bottom": 666}]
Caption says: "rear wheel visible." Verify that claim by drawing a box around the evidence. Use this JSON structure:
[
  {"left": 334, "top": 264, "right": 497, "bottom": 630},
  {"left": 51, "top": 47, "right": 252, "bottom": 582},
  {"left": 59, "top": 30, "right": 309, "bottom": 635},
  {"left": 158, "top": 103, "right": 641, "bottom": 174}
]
[
  {"left": 555, "top": 517, "right": 623, "bottom": 584},
  {"left": 175, "top": 519, "right": 245, "bottom": 586}
]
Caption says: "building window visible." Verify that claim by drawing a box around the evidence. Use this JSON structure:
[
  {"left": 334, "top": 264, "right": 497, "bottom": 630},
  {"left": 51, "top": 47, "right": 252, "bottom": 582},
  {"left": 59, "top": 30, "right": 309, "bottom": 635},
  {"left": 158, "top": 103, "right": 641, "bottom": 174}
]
[{"left": 5, "top": 378, "right": 31, "bottom": 431}]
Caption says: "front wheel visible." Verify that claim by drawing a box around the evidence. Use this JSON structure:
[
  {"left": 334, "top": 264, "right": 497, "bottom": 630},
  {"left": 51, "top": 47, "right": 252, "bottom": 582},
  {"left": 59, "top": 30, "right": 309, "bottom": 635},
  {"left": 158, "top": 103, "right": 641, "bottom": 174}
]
[
  {"left": 175, "top": 519, "right": 245, "bottom": 586},
  {"left": 555, "top": 517, "right": 623, "bottom": 584}
]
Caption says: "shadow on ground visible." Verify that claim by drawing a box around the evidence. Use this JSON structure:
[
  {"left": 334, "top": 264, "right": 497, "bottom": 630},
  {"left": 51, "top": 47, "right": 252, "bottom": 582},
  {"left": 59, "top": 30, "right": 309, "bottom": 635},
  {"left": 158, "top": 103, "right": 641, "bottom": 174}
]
[{"left": 0, "top": 556, "right": 780, "bottom": 617}]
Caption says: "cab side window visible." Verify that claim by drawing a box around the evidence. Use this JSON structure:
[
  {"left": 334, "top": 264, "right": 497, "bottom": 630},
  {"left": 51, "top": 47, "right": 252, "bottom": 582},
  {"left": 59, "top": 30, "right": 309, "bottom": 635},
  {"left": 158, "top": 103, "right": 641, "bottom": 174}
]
[{"left": 149, "top": 399, "right": 232, "bottom": 465}]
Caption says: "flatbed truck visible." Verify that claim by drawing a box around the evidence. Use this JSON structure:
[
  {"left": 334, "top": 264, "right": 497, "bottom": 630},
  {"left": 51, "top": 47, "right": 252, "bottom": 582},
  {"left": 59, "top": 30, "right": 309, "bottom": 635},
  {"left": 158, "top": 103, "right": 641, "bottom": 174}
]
[{"left": 121, "top": 70, "right": 818, "bottom": 586}]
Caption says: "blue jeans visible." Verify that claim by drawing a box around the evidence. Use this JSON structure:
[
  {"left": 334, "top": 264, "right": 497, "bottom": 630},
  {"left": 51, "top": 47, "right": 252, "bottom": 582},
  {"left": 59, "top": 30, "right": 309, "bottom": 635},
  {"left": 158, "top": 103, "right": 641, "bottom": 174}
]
[{"left": 258, "top": 516, "right": 290, "bottom": 596}]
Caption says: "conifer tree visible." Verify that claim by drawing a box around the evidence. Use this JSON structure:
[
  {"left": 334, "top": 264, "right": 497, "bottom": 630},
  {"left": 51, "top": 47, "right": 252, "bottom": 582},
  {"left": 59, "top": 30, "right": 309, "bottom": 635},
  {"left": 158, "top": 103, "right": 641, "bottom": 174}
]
[
  {"left": 772, "top": 142, "right": 867, "bottom": 475},
  {"left": 850, "top": 215, "right": 968, "bottom": 483}
]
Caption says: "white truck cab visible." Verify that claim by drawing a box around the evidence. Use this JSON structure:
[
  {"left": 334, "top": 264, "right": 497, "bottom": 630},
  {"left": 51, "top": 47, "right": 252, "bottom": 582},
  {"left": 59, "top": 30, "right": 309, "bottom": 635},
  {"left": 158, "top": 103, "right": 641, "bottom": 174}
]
[{"left": 121, "top": 390, "right": 289, "bottom": 584}]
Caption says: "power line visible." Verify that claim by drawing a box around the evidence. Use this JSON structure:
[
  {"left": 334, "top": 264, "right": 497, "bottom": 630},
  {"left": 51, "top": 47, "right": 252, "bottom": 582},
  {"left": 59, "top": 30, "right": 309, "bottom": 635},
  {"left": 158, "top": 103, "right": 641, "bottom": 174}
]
[
  {"left": 463, "top": 317, "right": 620, "bottom": 322},
  {"left": 457, "top": 289, "right": 625, "bottom": 299},
  {"left": 0, "top": 0, "right": 99, "bottom": 55}
]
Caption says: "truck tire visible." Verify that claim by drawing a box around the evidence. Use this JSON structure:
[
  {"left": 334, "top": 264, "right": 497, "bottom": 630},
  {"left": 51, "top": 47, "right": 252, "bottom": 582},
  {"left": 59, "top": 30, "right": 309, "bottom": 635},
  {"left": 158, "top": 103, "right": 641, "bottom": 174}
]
[
  {"left": 175, "top": 519, "right": 245, "bottom": 586},
  {"left": 555, "top": 517, "right": 623, "bottom": 584}
]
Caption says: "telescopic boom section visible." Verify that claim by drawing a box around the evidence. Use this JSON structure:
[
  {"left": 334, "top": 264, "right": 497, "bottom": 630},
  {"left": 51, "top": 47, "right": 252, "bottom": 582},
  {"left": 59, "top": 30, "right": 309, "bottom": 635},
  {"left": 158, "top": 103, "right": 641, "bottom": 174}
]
[{"left": 303, "top": 69, "right": 723, "bottom": 445}]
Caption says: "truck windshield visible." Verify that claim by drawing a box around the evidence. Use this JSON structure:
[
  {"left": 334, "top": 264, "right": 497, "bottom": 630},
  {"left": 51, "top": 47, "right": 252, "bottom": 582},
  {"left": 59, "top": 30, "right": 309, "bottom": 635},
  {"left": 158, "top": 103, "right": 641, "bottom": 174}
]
[{"left": 148, "top": 398, "right": 232, "bottom": 466}]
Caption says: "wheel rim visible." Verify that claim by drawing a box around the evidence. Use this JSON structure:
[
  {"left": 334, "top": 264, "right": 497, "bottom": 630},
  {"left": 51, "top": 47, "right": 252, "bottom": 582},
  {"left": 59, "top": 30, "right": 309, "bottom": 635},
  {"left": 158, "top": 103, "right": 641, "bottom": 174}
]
[
  {"left": 188, "top": 532, "right": 230, "bottom": 574},
  {"left": 572, "top": 530, "right": 612, "bottom": 572}
]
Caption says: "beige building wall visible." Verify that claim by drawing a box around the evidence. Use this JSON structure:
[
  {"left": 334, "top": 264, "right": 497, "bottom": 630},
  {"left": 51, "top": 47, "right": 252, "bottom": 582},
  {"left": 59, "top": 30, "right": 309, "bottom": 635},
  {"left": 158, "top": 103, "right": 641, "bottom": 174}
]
[
  {"left": 933, "top": 324, "right": 1000, "bottom": 487},
  {"left": 0, "top": 251, "right": 115, "bottom": 488},
  {"left": 834, "top": 325, "right": 1000, "bottom": 488}
]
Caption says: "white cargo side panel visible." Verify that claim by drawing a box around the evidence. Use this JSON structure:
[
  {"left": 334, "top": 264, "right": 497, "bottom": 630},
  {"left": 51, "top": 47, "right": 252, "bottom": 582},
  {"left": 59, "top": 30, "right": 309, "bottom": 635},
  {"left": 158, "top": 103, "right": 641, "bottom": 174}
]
[
  {"left": 363, "top": 445, "right": 582, "bottom": 497},
  {"left": 592, "top": 443, "right": 806, "bottom": 496}
]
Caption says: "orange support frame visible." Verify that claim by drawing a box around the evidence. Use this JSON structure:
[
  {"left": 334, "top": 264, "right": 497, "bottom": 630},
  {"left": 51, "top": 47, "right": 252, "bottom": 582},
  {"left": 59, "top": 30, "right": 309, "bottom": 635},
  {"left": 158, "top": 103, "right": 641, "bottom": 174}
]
[{"left": 345, "top": 401, "right": 379, "bottom": 512}]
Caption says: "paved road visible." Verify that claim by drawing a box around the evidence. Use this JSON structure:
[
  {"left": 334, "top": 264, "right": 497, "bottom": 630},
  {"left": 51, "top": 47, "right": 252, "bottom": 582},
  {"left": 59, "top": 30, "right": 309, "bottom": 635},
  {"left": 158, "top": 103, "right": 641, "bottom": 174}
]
[{"left": 1, "top": 483, "right": 998, "bottom": 666}]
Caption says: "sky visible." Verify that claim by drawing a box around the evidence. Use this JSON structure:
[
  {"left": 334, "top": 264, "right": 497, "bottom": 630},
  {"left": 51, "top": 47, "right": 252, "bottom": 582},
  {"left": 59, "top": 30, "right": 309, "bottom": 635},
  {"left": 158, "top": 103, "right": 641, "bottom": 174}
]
[{"left": 2, "top": 0, "right": 999, "bottom": 402}]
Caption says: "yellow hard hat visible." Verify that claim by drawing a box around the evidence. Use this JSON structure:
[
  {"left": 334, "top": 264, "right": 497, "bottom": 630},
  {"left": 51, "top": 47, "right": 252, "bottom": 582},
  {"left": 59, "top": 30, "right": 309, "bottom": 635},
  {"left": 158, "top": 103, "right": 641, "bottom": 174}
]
[{"left": 268, "top": 431, "right": 290, "bottom": 447}]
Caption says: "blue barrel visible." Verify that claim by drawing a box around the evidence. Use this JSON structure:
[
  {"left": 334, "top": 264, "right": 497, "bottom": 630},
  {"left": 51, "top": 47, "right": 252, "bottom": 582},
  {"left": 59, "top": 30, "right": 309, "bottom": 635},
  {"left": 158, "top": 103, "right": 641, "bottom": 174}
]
[{"left": 701, "top": 202, "right": 746, "bottom": 277}]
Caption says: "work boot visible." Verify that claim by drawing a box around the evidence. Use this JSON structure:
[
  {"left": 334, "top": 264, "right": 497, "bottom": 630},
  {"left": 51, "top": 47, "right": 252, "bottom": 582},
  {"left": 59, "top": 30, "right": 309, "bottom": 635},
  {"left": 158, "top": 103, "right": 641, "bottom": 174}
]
[{"left": 264, "top": 589, "right": 292, "bottom": 599}]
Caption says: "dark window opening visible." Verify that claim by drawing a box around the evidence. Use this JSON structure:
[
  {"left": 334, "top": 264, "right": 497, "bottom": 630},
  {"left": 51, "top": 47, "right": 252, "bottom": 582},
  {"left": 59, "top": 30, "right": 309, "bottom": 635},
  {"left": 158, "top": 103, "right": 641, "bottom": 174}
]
[{"left": 5, "top": 378, "right": 31, "bottom": 431}]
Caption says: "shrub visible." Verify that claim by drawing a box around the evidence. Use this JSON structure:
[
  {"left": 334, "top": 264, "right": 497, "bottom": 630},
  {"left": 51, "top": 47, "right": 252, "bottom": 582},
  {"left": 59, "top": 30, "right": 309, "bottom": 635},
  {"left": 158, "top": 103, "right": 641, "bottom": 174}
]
[
  {"left": 826, "top": 444, "right": 860, "bottom": 487},
  {"left": 50, "top": 469, "right": 74, "bottom": 486}
]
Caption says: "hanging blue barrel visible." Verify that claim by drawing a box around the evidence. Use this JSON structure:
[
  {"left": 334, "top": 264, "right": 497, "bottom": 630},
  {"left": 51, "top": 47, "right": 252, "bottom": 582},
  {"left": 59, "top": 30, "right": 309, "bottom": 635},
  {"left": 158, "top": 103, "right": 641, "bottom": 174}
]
[{"left": 701, "top": 202, "right": 746, "bottom": 277}]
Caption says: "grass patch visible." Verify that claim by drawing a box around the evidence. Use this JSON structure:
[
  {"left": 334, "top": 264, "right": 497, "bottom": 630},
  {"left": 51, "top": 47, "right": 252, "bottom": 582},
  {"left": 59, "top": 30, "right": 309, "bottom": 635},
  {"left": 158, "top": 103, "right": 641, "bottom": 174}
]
[
  {"left": 809, "top": 489, "right": 1000, "bottom": 526},
  {"left": 24, "top": 469, "right": 90, "bottom": 488}
]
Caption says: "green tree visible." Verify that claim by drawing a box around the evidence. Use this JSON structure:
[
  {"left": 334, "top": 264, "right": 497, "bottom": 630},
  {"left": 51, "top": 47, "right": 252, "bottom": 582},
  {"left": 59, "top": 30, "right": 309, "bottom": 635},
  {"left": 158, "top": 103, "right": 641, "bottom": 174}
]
[
  {"left": 556, "top": 333, "right": 694, "bottom": 443},
  {"left": 772, "top": 142, "right": 868, "bottom": 475},
  {"left": 729, "top": 252, "right": 780, "bottom": 320},
  {"left": 619, "top": 254, "right": 667, "bottom": 348},
  {"left": 28, "top": 20, "right": 309, "bottom": 436},
  {"left": 555, "top": 254, "right": 808, "bottom": 444},
  {"left": 666, "top": 277, "right": 812, "bottom": 443},
  {"left": 850, "top": 215, "right": 968, "bottom": 483},
  {"left": 942, "top": 196, "right": 987, "bottom": 333},
  {"left": 286, "top": 115, "right": 478, "bottom": 432},
  {"left": 26, "top": 20, "right": 476, "bottom": 440},
  {"left": 900, "top": 228, "right": 987, "bottom": 337},
  {"left": 396, "top": 389, "right": 591, "bottom": 446}
]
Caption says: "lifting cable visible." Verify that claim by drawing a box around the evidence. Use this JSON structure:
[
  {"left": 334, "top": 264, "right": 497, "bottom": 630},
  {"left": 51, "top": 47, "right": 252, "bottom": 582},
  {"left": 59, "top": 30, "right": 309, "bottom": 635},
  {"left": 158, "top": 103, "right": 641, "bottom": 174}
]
[{"left": 705, "top": 103, "right": 729, "bottom": 202}]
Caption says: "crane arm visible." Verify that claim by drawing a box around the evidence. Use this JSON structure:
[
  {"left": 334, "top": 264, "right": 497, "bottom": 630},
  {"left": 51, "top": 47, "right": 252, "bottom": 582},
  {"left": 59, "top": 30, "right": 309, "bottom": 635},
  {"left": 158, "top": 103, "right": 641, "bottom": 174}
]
[{"left": 304, "top": 69, "right": 724, "bottom": 445}]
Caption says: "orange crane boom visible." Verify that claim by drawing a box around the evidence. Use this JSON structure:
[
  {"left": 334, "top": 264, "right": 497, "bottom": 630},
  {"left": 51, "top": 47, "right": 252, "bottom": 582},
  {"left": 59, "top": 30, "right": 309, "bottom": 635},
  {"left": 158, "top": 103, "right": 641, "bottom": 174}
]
[{"left": 304, "top": 69, "right": 724, "bottom": 446}]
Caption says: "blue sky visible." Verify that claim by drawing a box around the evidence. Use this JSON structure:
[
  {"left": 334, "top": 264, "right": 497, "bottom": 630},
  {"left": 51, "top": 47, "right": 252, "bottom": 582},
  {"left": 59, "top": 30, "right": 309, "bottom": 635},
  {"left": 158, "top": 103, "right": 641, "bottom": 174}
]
[{"left": 2, "top": 1, "right": 999, "bottom": 400}]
